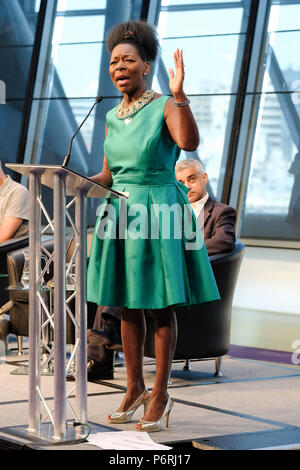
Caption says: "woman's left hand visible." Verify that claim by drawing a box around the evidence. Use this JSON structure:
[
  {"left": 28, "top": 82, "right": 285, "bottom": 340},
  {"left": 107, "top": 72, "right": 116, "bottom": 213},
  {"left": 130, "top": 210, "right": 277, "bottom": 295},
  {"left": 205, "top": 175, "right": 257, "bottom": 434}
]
[
  {"left": 165, "top": 48, "right": 199, "bottom": 150},
  {"left": 169, "top": 49, "right": 185, "bottom": 99}
]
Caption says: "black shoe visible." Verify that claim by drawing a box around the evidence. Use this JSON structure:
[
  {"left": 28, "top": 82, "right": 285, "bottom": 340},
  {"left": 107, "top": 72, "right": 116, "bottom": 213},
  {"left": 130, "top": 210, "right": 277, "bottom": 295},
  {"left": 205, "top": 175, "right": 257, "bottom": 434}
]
[
  {"left": 87, "top": 320, "right": 122, "bottom": 352},
  {"left": 87, "top": 359, "right": 114, "bottom": 381},
  {"left": 66, "top": 359, "right": 114, "bottom": 382}
]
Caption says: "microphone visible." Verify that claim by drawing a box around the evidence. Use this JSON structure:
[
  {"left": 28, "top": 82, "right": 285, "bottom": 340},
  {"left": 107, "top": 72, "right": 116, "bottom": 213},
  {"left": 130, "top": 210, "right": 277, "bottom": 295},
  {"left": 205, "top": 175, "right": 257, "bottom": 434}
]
[{"left": 62, "top": 95, "right": 103, "bottom": 168}]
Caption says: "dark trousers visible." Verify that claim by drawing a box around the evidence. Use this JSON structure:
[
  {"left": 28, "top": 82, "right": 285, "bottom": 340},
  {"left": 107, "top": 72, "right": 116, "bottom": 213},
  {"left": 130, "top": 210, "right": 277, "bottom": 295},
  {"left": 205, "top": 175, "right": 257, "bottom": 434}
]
[{"left": 87, "top": 305, "right": 122, "bottom": 364}]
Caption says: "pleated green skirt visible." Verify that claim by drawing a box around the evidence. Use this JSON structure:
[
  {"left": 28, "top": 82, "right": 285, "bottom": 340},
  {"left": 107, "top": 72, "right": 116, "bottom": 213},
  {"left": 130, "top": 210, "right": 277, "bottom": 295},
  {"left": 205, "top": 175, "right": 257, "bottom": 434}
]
[{"left": 87, "top": 173, "right": 220, "bottom": 309}]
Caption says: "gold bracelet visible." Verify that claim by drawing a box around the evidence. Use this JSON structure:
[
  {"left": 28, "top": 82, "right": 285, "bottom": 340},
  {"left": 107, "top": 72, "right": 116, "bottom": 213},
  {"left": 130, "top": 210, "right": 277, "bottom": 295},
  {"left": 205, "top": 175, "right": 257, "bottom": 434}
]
[{"left": 174, "top": 99, "right": 190, "bottom": 107}]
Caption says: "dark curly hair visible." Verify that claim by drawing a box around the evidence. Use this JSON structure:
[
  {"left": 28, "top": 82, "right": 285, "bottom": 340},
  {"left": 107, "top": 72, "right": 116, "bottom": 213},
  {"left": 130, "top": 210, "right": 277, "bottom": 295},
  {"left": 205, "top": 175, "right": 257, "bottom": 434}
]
[{"left": 106, "top": 20, "right": 159, "bottom": 62}]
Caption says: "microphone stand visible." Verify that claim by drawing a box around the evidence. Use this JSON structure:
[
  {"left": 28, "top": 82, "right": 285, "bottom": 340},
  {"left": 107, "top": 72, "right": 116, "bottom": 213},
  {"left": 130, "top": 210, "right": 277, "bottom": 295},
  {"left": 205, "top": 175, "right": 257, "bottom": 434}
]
[{"left": 62, "top": 95, "right": 103, "bottom": 168}]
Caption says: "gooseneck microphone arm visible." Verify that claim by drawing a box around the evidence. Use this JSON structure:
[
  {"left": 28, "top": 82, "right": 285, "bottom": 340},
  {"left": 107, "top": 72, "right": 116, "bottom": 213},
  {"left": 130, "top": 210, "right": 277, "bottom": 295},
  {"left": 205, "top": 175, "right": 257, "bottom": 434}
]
[{"left": 62, "top": 95, "right": 103, "bottom": 168}]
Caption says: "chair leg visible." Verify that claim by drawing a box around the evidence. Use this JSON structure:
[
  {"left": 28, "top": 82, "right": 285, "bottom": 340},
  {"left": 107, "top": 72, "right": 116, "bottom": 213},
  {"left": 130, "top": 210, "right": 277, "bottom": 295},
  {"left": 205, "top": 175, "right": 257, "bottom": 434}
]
[
  {"left": 183, "top": 359, "right": 191, "bottom": 371},
  {"left": 17, "top": 336, "right": 23, "bottom": 356},
  {"left": 214, "top": 357, "right": 222, "bottom": 377}
]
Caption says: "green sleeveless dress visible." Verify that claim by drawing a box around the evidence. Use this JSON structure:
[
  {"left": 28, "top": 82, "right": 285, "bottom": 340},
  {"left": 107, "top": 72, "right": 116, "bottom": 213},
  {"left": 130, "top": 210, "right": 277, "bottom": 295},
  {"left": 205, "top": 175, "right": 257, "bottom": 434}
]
[{"left": 87, "top": 95, "right": 220, "bottom": 309}]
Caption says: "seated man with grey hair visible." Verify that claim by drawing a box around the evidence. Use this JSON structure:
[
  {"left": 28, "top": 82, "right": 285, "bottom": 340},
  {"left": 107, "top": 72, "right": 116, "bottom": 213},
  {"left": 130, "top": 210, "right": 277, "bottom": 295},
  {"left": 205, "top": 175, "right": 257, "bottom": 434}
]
[{"left": 175, "top": 158, "right": 236, "bottom": 255}]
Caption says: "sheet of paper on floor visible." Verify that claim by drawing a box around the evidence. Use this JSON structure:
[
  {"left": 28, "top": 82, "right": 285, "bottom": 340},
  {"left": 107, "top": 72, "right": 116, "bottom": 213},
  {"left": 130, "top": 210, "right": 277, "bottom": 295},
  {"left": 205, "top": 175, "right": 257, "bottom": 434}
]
[{"left": 87, "top": 431, "right": 172, "bottom": 450}]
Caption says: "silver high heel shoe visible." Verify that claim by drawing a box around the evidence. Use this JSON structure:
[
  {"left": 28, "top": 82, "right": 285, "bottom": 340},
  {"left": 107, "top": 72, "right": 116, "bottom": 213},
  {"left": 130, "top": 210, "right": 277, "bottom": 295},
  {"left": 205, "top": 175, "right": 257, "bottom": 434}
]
[
  {"left": 107, "top": 390, "right": 150, "bottom": 424},
  {"left": 136, "top": 396, "right": 174, "bottom": 432}
]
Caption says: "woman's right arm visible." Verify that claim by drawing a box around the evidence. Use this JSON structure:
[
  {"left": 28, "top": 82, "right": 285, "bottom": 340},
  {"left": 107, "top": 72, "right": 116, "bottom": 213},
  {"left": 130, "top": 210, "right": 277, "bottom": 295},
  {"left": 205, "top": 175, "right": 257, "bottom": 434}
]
[
  {"left": 89, "top": 125, "right": 113, "bottom": 187},
  {"left": 89, "top": 155, "right": 113, "bottom": 187}
]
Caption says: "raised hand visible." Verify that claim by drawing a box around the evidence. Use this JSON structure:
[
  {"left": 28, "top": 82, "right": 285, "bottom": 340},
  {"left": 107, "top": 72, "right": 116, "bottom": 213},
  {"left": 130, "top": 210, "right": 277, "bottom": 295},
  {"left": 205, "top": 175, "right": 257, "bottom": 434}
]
[
  {"left": 165, "top": 48, "right": 199, "bottom": 150},
  {"left": 168, "top": 49, "right": 185, "bottom": 99}
]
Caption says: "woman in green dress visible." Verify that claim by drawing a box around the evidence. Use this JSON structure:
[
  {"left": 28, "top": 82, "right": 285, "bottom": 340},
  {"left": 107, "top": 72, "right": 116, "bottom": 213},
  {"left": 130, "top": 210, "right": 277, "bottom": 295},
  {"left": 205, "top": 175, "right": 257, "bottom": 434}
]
[{"left": 87, "top": 21, "right": 220, "bottom": 432}]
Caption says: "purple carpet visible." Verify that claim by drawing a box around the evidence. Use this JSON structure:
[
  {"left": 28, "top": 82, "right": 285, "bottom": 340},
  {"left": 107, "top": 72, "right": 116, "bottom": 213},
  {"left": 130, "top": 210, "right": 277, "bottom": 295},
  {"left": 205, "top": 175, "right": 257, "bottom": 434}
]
[{"left": 228, "top": 344, "right": 295, "bottom": 365}]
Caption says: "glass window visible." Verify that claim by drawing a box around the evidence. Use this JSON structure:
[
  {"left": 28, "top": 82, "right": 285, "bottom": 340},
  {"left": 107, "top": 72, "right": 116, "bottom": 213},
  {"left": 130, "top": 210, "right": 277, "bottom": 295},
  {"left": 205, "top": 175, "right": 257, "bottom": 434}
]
[
  {"left": 241, "top": 91, "right": 299, "bottom": 240},
  {"left": 158, "top": 8, "right": 245, "bottom": 37},
  {"left": 0, "top": 45, "right": 33, "bottom": 99},
  {"left": 158, "top": 35, "right": 245, "bottom": 95},
  {"left": 155, "top": 0, "right": 251, "bottom": 198},
  {"left": 47, "top": 42, "right": 104, "bottom": 98},
  {"left": 161, "top": 0, "right": 241, "bottom": 6},
  {"left": 52, "top": 15, "right": 105, "bottom": 44},
  {"left": 57, "top": 0, "right": 107, "bottom": 11},
  {"left": 263, "top": 3, "right": 300, "bottom": 93},
  {"left": 0, "top": 100, "right": 25, "bottom": 165},
  {"left": 240, "top": 1, "right": 300, "bottom": 242},
  {"left": 23, "top": 1, "right": 143, "bottom": 225},
  {"left": 0, "top": 0, "right": 40, "bottom": 168},
  {"left": 190, "top": 95, "right": 236, "bottom": 196}
]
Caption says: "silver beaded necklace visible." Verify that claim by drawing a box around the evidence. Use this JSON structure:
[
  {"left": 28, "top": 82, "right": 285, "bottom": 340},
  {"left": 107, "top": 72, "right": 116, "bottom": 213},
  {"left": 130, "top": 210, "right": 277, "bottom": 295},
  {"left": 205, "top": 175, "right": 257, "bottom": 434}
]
[{"left": 116, "top": 89, "right": 155, "bottom": 125}]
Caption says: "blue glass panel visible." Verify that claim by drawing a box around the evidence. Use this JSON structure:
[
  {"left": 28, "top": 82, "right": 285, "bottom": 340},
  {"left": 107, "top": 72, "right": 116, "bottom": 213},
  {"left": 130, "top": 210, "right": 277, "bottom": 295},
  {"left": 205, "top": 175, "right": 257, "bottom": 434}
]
[
  {"left": 52, "top": 15, "right": 105, "bottom": 44},
  {"left": 57, "top": 0, "right": 107, "bottom": 10},
  {"left": 241, "top": 90, "right": 300, "bottom": 240},
  {"left": 0, "top": 0, "right": 40, "bottom": 166},
  {"left": 159, "top": 35, "right": 245, "bottom": 94}
]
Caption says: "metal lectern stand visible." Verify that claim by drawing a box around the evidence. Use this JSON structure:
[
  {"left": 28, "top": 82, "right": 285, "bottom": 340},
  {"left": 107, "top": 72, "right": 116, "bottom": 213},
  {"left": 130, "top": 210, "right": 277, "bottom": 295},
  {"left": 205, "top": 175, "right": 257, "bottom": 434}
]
[{"left": 4, "top": 164, "right": 126, "bottom": 445}]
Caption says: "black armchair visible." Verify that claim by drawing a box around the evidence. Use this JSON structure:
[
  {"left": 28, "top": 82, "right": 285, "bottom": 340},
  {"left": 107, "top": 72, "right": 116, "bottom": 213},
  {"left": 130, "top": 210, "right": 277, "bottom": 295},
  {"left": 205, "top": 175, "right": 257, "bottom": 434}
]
[
  {"left": 0, "top": 235, "right": 29, "bottom": 306},
  {"left": 5, "top": 231, "right": 96, "bottom": 354},
  {"left": 144, "top": 240, "right": 245, "bottom": 376}
]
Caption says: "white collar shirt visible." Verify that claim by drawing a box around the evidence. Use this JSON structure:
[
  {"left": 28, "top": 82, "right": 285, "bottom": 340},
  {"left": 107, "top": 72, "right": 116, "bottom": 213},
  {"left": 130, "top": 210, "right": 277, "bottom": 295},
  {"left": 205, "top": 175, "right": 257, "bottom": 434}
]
[{"left": 190, "top": 192, "right": 209, "bottom": 232}]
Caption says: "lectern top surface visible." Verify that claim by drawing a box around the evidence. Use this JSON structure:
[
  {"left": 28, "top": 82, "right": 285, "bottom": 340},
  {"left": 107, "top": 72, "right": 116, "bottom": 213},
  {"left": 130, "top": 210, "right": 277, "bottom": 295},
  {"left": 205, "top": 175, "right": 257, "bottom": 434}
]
[{"left": 5, "top": 164, "right": 127, "bottom": 200}]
